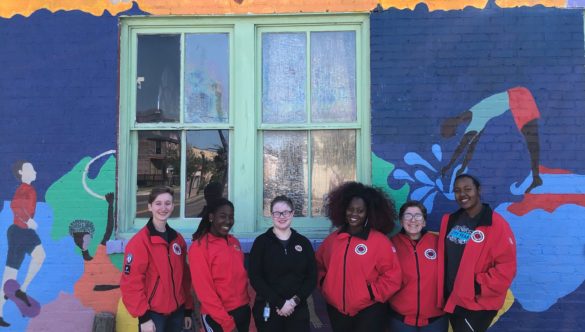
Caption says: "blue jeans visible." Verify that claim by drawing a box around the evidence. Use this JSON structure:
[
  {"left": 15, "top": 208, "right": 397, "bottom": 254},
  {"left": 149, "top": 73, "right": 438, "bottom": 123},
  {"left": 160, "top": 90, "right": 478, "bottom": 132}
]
[
  {"left": 140, "top": 307, "right": 184, "bottom": 332},
  {"left": 389, "top": 315, "right": 448, "bottom": 332}
]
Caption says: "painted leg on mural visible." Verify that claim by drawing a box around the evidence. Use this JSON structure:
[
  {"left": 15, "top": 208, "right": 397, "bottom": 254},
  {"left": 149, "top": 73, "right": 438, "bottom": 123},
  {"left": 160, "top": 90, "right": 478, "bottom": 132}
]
[
  {"left": 19, "top": 245, "right": 46, "bottom": 305},
  {"left": 521, "top": 119, "right": 543, "bottom": 193}
]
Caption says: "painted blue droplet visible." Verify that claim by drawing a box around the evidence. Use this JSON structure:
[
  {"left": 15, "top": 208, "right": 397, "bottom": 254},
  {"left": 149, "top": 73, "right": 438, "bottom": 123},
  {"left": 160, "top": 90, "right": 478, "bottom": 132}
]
[
  {"left": 415, "top": 170, "right": 435, "bottom": 186},
  {"left": 410, "top": 186, "right": 434, "bottom": 201},
  {"left": 432, "top": 144, "right": 442, "bottom": 162},
  {"left": 393, "top": 169, "right": 414, "bottom": 182},
  {"left": 404, "top": 152, "right": 437, "bottom": 172}
]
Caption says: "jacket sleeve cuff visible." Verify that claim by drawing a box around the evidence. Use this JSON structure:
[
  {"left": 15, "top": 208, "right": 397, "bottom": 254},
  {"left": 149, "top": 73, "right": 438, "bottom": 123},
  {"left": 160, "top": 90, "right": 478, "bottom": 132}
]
[{"left": 138, "top": 311, "right": 151, "bottom": 324}]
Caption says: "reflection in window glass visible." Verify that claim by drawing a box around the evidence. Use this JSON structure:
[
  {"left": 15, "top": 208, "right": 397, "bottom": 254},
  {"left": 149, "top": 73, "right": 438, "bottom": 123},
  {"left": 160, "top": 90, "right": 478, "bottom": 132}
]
[
  {"left": 136, "top": 35, "right": 180, "bottom": 123},
  {"left": 262, "top": 33, "right": 306, "bottom": 124},
  {"left": 263, "top": 131, "right": 308, "bottom": 217},
  {"left": 136, "top": 131, "right": 181, "bottom": 218},
  {"left": 184, "top": 34, "right": 229, "bottom": 123},
  {"left": 311, "top": 31, "right": 356, "bottom": 123},
  {"left": 185, "top": 130, "right": 229, "bottom": 218},
  {"left": 311, "top": 130, "right": 356, "bottom": 216}
]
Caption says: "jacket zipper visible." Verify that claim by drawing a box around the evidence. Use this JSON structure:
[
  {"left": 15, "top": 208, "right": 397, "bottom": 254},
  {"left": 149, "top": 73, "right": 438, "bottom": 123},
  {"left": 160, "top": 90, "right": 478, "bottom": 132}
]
[
  {"left": 342, "top": 236, "right": 351, "bottom": 313},
  {"left": 148, "top": 277, "right": 160, "bottom": 306},
  {"left": 167, "top": 244, "right": 179, "bottom": 310},
  {"left": 412, "top": 241, "right": 421, "bottom": 327}
]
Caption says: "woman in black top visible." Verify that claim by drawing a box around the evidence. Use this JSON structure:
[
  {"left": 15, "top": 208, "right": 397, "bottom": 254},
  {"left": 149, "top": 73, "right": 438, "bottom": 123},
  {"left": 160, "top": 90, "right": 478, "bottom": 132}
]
[{"left": 248, "top": 195, "right": 317, "bottom": 332}]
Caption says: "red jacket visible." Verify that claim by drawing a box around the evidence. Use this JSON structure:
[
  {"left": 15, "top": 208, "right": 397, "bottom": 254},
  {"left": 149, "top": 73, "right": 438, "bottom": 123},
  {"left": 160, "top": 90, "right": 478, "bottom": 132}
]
[
  {"left": 316, "top": 227, "right": 402, "bottom": 316},
  {"left": 437, "top": 206, "right": 517, "bottom": 313},
  {"left": 120, "top": 220, "right": 193, "bottom": 320},
  {"left": 189, "top": 233, "right": 250, "bottom": 332},
  {"left": 389, "top": 232, "right": 444, "bottom": 326}
]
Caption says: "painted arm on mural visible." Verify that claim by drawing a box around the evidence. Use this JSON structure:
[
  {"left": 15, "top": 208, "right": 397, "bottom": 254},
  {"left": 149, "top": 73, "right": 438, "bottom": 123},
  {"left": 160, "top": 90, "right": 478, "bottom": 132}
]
[
  {"left": 475, "top": 215, "right": 517, "bottom": 299},
  {"left": 11, "top": 184, "right": 38, "bottom": 230},
  {"left": 440, "top": 110, "right": 482, "bottom": 177}
]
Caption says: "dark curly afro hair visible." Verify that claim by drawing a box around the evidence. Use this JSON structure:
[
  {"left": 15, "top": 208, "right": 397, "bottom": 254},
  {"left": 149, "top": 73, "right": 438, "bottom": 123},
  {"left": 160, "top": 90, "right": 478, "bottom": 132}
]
[{"left": 325, "top": 181, "right": 397, "bottom": 234}]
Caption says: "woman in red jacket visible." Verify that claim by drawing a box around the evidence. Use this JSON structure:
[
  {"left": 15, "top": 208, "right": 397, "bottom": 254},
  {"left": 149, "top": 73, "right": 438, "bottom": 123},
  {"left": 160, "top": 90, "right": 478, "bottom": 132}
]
[
  {"left": 120, "top": 186, "right": 193, "bottom": 332},
  {"left": 389, "top": 201, "right": 447, "bottom": 332},
  {"left": 316, "top": 182, "right": 402, "bottom": 332},
  {"left": 189, "top": 198, "right": 251, "bottom": 332},
  {"left": 438, "top": 174, "right": 516, "bottom": 332}
]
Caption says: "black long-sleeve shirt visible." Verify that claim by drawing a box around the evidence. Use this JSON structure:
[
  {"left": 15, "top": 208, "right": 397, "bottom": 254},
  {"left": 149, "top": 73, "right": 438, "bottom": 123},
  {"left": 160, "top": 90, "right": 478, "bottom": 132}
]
[{"left": 248, "top": 227, "right": 317, "bottom": 309}]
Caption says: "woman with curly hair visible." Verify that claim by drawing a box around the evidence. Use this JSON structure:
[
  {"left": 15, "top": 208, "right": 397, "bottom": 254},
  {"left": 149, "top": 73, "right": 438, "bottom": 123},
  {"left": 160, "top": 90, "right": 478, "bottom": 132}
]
[{"left": 316, "top": 182, "right": 402, "bottom": 332}]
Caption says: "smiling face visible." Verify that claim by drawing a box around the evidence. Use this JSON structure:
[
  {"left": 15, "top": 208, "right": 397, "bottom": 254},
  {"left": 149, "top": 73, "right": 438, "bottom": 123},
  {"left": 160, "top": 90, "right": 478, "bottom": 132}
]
[
  {"left": 454, "top": 176, "right": 482, "bottom": 217},
  {"left": 148, "top": 192, "right": 174, "bottom": 224},
  {"left": 271, "top": 201, "right": 293, "bottom": 232},
  {"left": 346, "top": 197, "right": 367, "bottom": 234},
  {"left": 401, "top": 206, "right": 425, "bottom": 240},
  {"left": 209, "top": 204, "right": 235, "bottom": 238}
]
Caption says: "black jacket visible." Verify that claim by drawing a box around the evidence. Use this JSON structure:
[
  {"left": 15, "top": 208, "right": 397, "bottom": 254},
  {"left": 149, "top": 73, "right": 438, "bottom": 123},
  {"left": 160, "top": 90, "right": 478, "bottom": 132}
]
[{"left": 248, "top": 227, "right": 317, "bottom": 309}]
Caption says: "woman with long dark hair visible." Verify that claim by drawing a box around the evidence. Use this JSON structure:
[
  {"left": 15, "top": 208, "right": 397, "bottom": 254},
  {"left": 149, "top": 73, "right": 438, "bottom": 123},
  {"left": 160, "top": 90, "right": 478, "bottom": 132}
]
[
  {"left": 249, "top": 195, "right": 317, "bottom": 332},
  {"left": 438, "top": 174, "right": 516, "bottom": 332},
  {"left": 316, "top": 182, "right": 402, "bottom": 332},
  {"left": 189, "top": 198, "right": 250, "bottom": 332}
]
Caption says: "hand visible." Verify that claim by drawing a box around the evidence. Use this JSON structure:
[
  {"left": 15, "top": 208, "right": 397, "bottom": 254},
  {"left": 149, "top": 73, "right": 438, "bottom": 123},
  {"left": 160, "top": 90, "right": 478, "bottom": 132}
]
[
  {"left": 26, "top": 218, "right": 38, "bottom": 230},
  {"left": 183, "top": 317, "right": 192, "bottom": 330},
  {"left": 105, "top": 192, "right": 114, "bottom": 204},
  {"left": 140, "top": 319, "right": 156, "bottom": 332},
  {"left": 277, "top": 299, "right": 295, "bottom": 317}
]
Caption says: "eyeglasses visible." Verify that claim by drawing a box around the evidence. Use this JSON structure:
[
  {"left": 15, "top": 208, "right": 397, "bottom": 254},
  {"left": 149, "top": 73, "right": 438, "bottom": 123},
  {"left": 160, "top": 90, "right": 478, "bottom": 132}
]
[
  {"left": 271, "top": 210, "right": 293, "bottom": 218},
  {"left": 402, "top": 213, "right": 424, "bottom": 222}
]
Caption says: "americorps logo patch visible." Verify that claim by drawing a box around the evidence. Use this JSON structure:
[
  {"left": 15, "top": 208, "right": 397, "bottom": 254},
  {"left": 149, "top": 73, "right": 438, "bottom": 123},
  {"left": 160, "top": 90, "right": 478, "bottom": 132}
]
[
  {"left": 424, "top": 248, "right": 437, "bottom": 260},
  {"left": 172, "top": 243, "right": 182, "bottom": 255},
  {"left": 355, "top": 244, "right": 368, "bottom": 255},
  {"left": 471, "top": 230, "right": 485, "bottom": 243}
]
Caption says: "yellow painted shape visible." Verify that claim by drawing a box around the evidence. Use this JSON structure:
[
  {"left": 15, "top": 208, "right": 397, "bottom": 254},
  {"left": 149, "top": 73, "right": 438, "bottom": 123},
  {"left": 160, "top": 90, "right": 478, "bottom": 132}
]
[
  {"left": 0, "top": 0, "right": 568, "bottom": 19},
  {"left": 116, "top": 297, "right": 138, "bottom": 332},
  {"left": 0, "top": 0, "right": 132, "bottom": 18}
]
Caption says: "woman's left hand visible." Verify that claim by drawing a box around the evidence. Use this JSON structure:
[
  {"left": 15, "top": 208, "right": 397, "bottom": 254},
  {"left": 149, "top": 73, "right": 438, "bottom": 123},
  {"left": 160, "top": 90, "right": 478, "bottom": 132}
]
[
  {"left": 184, "top": 317, "right": 192, "bottom": 330},
  {"left": 277, "top": 299, "right": 296, "bottom": 317}
]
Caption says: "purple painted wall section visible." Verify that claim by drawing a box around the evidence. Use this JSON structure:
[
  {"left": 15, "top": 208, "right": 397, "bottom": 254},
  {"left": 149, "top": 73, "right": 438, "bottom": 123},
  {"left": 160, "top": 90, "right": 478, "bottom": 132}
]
[{"left": 371, "top": 4, "right": 585, "bottom": 331}]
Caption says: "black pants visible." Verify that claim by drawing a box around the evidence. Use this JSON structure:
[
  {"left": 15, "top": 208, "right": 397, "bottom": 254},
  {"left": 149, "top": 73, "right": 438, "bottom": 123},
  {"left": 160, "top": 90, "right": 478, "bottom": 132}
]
[
  {"left": 252, "top": 301, "right": 310, "bottom": 332},
  {"left": 449, "top": 307, "right": 497, "bottom": 332},
  {"left": 201, "top": 305, "right": 251, "bottom": 332},
  {"left": 326, "top": 302, "right": 387, "bottom": 332}
]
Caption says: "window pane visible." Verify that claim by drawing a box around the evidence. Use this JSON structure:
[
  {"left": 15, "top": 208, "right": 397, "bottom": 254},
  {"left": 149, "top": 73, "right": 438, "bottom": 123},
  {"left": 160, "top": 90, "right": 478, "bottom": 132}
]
[
  {"left": 136, "top": 130, "right": 181, "bottom": 218},
  {"left": 263, "top": 131, "right": 308, "bottom": 216},
  {"left": 311, "top": 130, "right": 356, "bottom": 216},
  {"left": 184, "top": 34, "right": 229, "bottom": 123},
  {"left": 262, "top": 33, "right": 306, "bottom": 124},
  {"left": 311, "top": 31, "right": 356, "bottom": 123},
  {"left": 136, "top": 35, "right": 180, "bottom": 123},
  {"left": 185, "top": 130, "right": 229, "bottom": 218}
]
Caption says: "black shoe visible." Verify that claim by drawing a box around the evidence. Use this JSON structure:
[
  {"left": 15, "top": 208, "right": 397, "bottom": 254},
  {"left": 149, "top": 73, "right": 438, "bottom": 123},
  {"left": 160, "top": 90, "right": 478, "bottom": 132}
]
[
  {"left": 15, "top": 289, "right": 31, "bottom": 307},
  {"left": 0, "top": 317, "right": 10, "bottom": 327}
]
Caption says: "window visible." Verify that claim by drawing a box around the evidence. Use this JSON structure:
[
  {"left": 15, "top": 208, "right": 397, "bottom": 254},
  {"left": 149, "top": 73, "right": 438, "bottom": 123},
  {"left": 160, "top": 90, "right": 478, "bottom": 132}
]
[{"left": 118, "top": 14, "right": 371, "bottom": 238}]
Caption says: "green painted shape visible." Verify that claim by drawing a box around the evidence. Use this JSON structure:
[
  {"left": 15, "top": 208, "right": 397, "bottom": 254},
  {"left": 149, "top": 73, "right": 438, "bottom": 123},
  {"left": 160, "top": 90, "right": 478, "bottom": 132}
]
[
  {"left": 371, "top": 152, "right": 410, "bottom": 235},
  {"left": 45, "top": 156, "right": 116, "bottom": 256},
  {"left": 109, "top": 253, "right": 124, "bottom": 271}
]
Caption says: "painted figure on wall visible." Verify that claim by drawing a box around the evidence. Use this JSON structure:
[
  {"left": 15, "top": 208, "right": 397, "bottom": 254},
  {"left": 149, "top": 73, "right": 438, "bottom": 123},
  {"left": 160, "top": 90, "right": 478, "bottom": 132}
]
[
  {"left": 0, "top": 161, "right": 46, "bottom": 327},
  {"left": 440, "top": 87, "right": 543, "bottom": 193}
]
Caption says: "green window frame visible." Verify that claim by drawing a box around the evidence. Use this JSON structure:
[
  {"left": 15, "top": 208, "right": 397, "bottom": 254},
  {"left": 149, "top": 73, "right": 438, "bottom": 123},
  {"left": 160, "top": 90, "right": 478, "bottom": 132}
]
[{"left": 117, "top": 14, "right": 371, "bottom": 240}]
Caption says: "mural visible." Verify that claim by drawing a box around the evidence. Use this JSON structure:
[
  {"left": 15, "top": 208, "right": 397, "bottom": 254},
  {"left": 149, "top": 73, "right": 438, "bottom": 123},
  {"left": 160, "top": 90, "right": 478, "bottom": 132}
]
[
  {"left": 371, "top": 3, "right": 585, "bottom": 331},
  {"left": 1, "top": 0, "right": 584, "bottom": 331}
]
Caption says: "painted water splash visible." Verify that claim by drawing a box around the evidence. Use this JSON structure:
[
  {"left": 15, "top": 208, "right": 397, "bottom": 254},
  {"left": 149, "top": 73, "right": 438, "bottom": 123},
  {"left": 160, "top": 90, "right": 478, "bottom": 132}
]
[{"left": 391, "top": 144, "right": 464, "bottom": 213}]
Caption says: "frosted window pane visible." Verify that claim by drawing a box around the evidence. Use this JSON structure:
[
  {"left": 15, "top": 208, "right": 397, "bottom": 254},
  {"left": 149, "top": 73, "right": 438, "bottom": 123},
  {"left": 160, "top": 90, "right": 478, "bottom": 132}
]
[
  {"left": 262, "top": 33, "right": 306, "bottom": 124},
  {"left": 311, "top": 31, "right": 356, "bottom": 123},
  {"left": 311, "top": 130, "right": 356, "bottom": 216},
  {"left": 136, "top": 130, "right": 181, "bottom": 218},
  {"left": 136, "top": 35, "right": 180, "bottom": 123},
  {"left": 184, "top": 34, "right": 229, "bottom": 123},
  {"left": 185, "top": 130, "right": 229, "bottom": 218},
  {"left": 263, "top": 131, "right": 308, "bottom": 216}
]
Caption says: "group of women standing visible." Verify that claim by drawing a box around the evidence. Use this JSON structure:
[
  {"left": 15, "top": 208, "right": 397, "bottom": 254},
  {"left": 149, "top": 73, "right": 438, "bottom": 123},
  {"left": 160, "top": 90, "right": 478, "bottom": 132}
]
[{"left": 120, "top": 173, "right": 516, "bottom": 332}]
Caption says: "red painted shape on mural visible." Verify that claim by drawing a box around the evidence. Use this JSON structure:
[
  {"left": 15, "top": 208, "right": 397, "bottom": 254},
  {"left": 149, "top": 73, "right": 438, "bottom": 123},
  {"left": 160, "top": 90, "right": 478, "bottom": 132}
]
[
  {"left": 73, "top": 245, "right": 121, "bottom": 313},
  {"left": 507, "top": 194, "right": 585, "bottom": 216},
  {"left": 539, "top": 165, "right": 572, "bottom": 174}
]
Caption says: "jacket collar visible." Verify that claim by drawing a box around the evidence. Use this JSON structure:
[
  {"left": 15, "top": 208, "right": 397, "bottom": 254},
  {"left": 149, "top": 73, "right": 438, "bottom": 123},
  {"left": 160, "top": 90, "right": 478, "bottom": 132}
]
[
  {"left": 146, "top": 218, "right": 178, "bottom": 243},
  {"left": 265, "top": 227, "right": 298, "bottom": 241},
  {"left": 448, "top": 203, "right": 493, "bottom": 227},
  {"left": 338, "top": 224, "right": 371, "bottom": 240}
]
